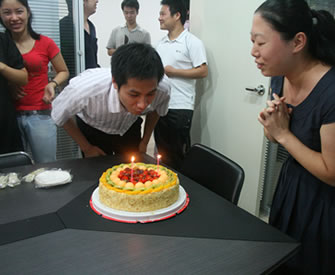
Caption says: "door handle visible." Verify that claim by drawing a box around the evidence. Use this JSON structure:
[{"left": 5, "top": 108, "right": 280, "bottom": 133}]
[{"left": 245, "top": 85, "right": 265, "bottom": 96}]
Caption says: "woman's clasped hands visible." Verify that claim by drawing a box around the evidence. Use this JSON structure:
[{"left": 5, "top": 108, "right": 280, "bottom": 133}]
[{"left": 258, "top": 93, "right": 293, "bottom": 143}]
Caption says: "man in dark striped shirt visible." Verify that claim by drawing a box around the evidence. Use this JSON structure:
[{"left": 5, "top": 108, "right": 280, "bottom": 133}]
[{"left": 52, "top": 43, "right": 170, "bottom": 158}]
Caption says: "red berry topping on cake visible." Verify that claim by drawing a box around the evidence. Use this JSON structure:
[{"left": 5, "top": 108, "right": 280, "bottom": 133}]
[{"left": 118, "top": 168, "right": 160, "bottom": 183}]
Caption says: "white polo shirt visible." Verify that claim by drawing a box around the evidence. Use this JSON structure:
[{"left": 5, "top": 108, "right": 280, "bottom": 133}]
[
  {"left": 156, "top": 29, "right": 207, "bottom": 110},
  {"left": 51, "top": 68, "right": 170, "bottom": 136}
]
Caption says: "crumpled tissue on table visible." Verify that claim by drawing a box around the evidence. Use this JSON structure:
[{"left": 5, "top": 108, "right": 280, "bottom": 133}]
[
  {"left": 0, "top": 168, "right": 73, "bottom": 189},
  {"left": 0, "top": 172, "right": 22, "bottom": 188}
]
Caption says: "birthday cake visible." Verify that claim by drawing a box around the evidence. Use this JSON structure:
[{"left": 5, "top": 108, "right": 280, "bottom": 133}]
[{"left": 98, "top": 163, "right": 179, "bottom": 212}]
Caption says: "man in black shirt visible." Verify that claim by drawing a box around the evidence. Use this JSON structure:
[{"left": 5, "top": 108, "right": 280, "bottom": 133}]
[{"left": 84, "top": 0, "right": 100, "bottom": 69}]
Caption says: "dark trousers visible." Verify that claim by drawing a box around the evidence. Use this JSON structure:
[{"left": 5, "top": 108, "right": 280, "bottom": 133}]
[
  {"left": 76, "top": 116, "right": 142, "bottom": 157},
  {"left": 154, "top": 109, "right": 193, "bottom": 170}
]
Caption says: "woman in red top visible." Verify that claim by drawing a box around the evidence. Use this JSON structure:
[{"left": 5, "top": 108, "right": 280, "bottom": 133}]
[{"left": 0, "top": 0, "right": 69, "bottom": 163}]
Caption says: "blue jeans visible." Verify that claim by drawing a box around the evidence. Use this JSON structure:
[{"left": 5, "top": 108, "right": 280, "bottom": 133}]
[{"left": 17, "top": 114, "right": 57, "bottom": 163}]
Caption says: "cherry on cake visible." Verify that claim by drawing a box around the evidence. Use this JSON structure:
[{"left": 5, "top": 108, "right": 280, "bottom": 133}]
[{"left": 99, "top": 163, "right": 179, "bottom": 212}]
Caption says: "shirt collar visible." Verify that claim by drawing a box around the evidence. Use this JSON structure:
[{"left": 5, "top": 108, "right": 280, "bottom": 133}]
[
  {"left": 122, "top": 23, "right": 141, "bottom": 32},
  {"left": 108, "top": 84, "right": 127, "bottom": 113},
  {"left": 163, "top": 29, "right": 188, "bottom": 43}
]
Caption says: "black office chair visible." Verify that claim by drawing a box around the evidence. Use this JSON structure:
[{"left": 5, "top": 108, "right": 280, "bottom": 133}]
[
  {"left": 0, "top": 151, "right": 34, "bottom": 169},
  {"left": 180, "top": 143, "right": 245, "bottom": 205}
]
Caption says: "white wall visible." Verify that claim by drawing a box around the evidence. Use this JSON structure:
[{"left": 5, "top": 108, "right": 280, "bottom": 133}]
[
  {"left": 188, "top": 0, "right": 270, "bottom": 215},
  {"left": 90, "top": 0, "right": 167, "bottom": 68}
]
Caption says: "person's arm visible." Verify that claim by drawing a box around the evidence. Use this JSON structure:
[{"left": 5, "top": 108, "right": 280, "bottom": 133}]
[
  {"left": 43, "top": 52, "right": 69, "bottom": 104},
  {"left": 0, "top": 62, "right": 28, "bottom": 86},
  {"left": 144, "top": 31, "right": 151, "bottom": 45},
  {"left": 277, "top": 123, "right": 335, "bottom": 186},
  {"left": 258, "top": 95, "right": 335, "bottom": 186},
  {"left": 138, "top": 111, "right": 160, "bottom": 153},
  {"left": 164, "top": 63, "right": 208, "bottom": 79},
  {"left": 107, "top": 48, "right": 117, "bottom": 56},
  {"left": 63, "top": 118, "right": 106, "bottom": 158},
  {"left": 106, "top": 30, "right": 117, "bottom": 56}
]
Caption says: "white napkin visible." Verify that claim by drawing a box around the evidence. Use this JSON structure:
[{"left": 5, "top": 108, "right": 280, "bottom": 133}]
[{"left": 35, "top": 170, "right": 72, "bottom": 188}]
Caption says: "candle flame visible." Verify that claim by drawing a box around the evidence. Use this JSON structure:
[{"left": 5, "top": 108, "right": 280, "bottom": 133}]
[
  {"left": 156, "top": 154, "right": 161, "bottom": 172},
  {"left": 131, "top": 156, "right": 135, "bottom": 162}
]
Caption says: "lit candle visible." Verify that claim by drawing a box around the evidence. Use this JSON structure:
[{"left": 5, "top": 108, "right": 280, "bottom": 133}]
[
  {"left": 157, "top": 154, "right": 161, "bottom": 172},
  {"left": 131, "top": 156, "right": 135, "bottom": 182}
]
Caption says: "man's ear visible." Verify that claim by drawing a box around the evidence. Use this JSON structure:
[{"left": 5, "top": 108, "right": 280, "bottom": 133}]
[
  {"left": 292, "top": 32, "right": 307, "bottom": 54},
  {"left": 174, "top": 11, "right": 181, "bottom": 22},
  {"left": 112, "top": 77, "right": 118, "bottom": 90}
]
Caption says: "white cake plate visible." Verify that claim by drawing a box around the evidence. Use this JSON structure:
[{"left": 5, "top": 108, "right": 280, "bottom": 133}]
[{"left": 90, "top": 186, "right": 189, "bottom": 223}]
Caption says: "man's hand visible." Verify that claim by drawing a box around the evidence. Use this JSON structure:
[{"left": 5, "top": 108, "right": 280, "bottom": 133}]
[
  {"left": 82, "top": 144, "right": 107, "bottom": 158},
  {"left": 9, "top": 84, "right": 26, "bottom": 100},
  {"left": 164, "top": 65, "right": 176, "bottom": 77},
  {"left": 138, "top": 139, "right": 148, "bottom": 153}
]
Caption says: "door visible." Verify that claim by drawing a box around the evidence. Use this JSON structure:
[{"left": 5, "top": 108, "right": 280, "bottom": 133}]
[{"left": 190, "top": 0, "right": 269, "bottom": 215}]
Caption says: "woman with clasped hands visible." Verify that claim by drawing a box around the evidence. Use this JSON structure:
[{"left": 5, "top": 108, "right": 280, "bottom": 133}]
[{"left": 251, "top": 0, "right": 335, "bottom": 274}]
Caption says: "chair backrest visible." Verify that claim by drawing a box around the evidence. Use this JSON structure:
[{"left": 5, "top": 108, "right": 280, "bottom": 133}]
[
  {"left": 180, "top": 143, "right": 244, "bottom": 205},
  {"left": 0, "top": 151, "right": 34, "bottom": 169}
]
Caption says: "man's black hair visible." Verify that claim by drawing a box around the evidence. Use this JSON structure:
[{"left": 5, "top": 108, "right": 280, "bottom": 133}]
[
  {"left": 111, "top": 43, "right": 164, "bottom": 88},
  {"left": 121, "top": 0, "right": 139, "bottom": 12},
  {"left": 161, "top": 0, "right": 187, "bottom": 25}
]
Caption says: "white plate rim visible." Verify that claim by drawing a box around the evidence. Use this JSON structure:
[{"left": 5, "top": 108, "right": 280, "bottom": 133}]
[{"left": 90, "top": 185, "right": 189, "bottom": 223}]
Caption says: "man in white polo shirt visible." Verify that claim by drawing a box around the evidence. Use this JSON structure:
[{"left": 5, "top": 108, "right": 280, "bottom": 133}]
[
  {"left": 106, "top": 0, "right": 151, "bottom": 56},
  {"left": 52, "top": 43, "right": 170, "bottom": 158},
  {"left": 155, "top": 0, "right": 208, "bottom": 169}
]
